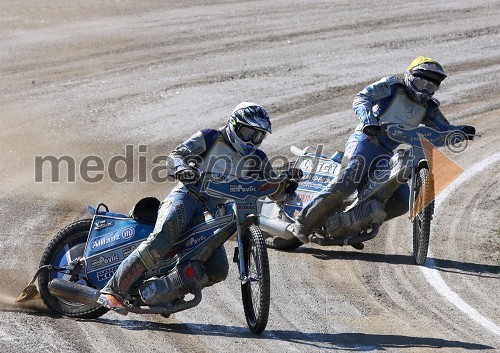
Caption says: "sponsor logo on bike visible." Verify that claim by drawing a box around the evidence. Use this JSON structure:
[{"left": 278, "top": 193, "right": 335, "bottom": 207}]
[
  {"left": 229, "top": 184, "right": 257, "bottom": 193},
  {"left": 91, "top": 253, "right": 120, "bottom": 268},
  {"left": 122, "top": 244, "right": 137, "bottom": 258},
  {"left": 304, "top": 174, "right": 333, "bottom": 184},
  {"left": 94, "top": 220, "right": 114, "bottom": 230},
  {"left": 121, "top": 227, "right": 135, "bottom": 240},
  {"left": 91, "top": 234, "right": 121, "bottom": 250},
  {"left": 97, "top": 264, "right": 120, "bottom": 281},
  {"left": 238, "top": 202, "right": 256, "bottom": 210},
  {"left": 294, "top": 192, "right": 314, "bottom": 203},
  {"left": 411, "top": 132, "right": 434, "bottom": 142},
  {"left": 258, "top": 183, "right": 278, "bottom": 192},
  {"left": 299, "top": 159, "right": 338, "bottom": 176},
  {"left": 90, "top": 227, "right": 135, "bottom": 251},
  {"left": 298, "top": 180, "right": 327, "bottom": 191}
]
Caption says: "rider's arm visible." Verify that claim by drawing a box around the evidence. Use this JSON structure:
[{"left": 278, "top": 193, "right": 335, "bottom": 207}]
[
  {"left": 421, "top": 98, "right": 453, "bottom": 131},
  {"left": 352, "top": 77, "right": 395, "bottom": 127},
  {"left": 423, "top": 99, "right": 477, "bottom": 137},
  {"left": 166, "top": 129, "right": 218, "bottom": 175}
]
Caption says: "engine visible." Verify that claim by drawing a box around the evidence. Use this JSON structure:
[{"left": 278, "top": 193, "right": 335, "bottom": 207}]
[{"left": 139, "top": 261, "right": 207, "bottom": 306}]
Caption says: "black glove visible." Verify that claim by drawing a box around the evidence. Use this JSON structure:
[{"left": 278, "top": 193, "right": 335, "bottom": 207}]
[
  {"left": 363, "top": 124, "right": 382, "bottom": 137},
  {"left": 460, "top": 125, "right": 476, "bottom": 140},
  {"left": 175, "top": 167, "right": 199, "bottom": 183}
]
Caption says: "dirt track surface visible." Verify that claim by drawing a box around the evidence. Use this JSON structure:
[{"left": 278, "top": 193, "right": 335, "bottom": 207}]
[{"left": 1, "top": 1, "right": 499, "bottom": 352}]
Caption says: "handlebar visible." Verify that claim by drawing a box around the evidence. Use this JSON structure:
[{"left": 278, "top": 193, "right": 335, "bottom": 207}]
[{"left": 382, "top": 123, "right": 478, "bottom": 148}]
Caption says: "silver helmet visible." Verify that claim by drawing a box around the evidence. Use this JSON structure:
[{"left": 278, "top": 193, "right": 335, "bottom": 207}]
[{"left": 226, "top": 102, "right": 271, "bottom": 156}]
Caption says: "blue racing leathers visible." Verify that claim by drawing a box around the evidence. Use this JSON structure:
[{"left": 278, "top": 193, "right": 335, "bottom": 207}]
[
  {"left": 102, "top": 128, "right": 271, "bottom": 298},
  {"left": 297, "top": 76, "right": 457, "bottom": 232}
]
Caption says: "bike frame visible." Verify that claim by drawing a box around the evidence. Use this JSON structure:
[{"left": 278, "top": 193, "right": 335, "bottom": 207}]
[
  {"left": 79, "top": 176, "right": 281, "bottom": 289},
  {"left": 203, "top": 176, "right": 281, "bottom": 282}
]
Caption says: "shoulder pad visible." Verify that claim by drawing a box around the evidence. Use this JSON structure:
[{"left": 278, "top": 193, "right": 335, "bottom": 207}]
[
  {"left": 200, "top": 128, "right": 220, "bottom": 142},
  {"left": 368, "top": 76, "right": 399, "bottom": 99},
  {"left": 385, "top": 76, "right": 403, "bottom": 85}
]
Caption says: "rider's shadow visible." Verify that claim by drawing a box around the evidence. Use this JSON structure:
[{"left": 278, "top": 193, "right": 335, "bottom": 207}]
[
  {"left": 295, "top": 246, "right": 413, "bottom": 265},
  {"left": 83, "top": 320, "right": 494, "bottom": 351},
  {"left": 294, "top": 247, "right": 500, "bottom": 279}
]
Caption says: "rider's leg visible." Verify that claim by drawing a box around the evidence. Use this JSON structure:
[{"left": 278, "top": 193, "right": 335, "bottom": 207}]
[
  {"left": 99, "top": 189, "right": 203, "bottom": 313},
  {"left": 293, "top": 133, "right": 387, "bottom": 243},
  {"left": 384, "top": 184, "right": 410, "bottom": 221},
  {"left": 293, "top": 158, "right": 362, "bottom": 243}
]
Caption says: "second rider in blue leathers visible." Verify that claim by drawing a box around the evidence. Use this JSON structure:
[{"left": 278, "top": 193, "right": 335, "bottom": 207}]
[{"left": 293, "top": 56, "right": 476, "bottom": 246}]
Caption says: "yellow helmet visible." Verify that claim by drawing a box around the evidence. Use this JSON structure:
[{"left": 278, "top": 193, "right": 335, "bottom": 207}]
[
  {"left": 407, "top": 56, "right": 447, "bottom": 84},
  {"left": 404, "top": 56, "right": 447, "bottom": 103}
]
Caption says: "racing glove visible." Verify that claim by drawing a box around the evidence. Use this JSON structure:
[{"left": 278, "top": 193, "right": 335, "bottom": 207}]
[
  {"left": 362, "top": 124, "right": 383, "bottom": 137},
  {"left": 175, "top": 167, "right": 199, "bottom": 184}
]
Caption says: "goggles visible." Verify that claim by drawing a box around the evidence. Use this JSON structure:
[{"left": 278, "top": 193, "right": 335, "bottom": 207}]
[
  {"left": 236, "top": 124, "right": 267, "bottom": 145},
  {"left": 412, "top": 76, "right": 439, "bottom": 94}
]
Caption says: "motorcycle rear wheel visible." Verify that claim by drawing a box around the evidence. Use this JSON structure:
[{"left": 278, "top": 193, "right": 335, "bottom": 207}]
[
  {"left": 241, "top": 225, "right": 270, "bottom": 334},
  {"left": 412, "top": 168, "right": 434, "bottom": 265},
  {"left": 38, "top": 219, "right": 109, "bottom": 318}
]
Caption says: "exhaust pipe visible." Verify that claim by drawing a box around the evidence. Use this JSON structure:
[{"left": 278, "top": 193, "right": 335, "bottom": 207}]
[
  {"left": 259, "top": 216, "right": 296, "bottom": 240},
  {"left": 48, "top": 279, "right": 101, "bottom": 306}
]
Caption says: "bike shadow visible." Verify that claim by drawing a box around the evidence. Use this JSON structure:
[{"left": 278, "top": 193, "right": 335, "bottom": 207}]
[
  {"left": 83, "top": 319, "right": 494, "bottom": 351},
  {"left": 294, "top": 247, "right": 500, "bottom": 278}
]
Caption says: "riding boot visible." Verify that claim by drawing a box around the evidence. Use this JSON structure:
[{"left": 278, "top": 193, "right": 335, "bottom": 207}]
[
  {"left": 102, "top": 248, "right": 148, "bottom": 297},
  {"left": 293, "top": 190, "right": 345, "bottom": 243}
]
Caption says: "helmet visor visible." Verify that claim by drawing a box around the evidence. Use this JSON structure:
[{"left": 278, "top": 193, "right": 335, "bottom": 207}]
[
  {"left": 412, "top": 76, "right": 439, "bottom": 94},
  {"left": 237, "top": 124, "right": 267, "bottom": 144}
]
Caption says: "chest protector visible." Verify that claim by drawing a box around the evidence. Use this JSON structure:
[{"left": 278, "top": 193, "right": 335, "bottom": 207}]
[
  {"left": 376, "top": 87, "right": 427, "bottom": 128},
  {"left": 198, "top": 138, "right": 249, "bottom": 178}
]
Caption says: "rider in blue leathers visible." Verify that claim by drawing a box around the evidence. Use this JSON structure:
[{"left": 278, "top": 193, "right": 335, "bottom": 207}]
[
  {"left": 293, "top": 56, "right": 476, "bottom": 245},
  {"left": 98, "top": 102, "right": 273, "bottom": 314}
]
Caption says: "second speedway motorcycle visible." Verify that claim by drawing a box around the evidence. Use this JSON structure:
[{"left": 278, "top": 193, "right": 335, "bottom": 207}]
[
  {"left": 259, "top": 124, "right": 475, "bottom": 265},
  {"left": 17, "top": 172, "right": 297, "bottom": 334}
]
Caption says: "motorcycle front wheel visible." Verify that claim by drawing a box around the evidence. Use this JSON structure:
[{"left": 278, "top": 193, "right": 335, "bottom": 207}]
[
  {"left": 38, "top": 219, "right": 108, "bottom": 318},
  {"left": 241, "top": 225, "right": 270, "bottom": 334},
  {"left": 412, "top": 168, "right": 434, "bottom": 265}
]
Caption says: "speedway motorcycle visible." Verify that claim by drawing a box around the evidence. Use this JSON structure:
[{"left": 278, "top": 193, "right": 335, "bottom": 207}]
[
  {"left": 259, "top": 123, "right": 475, "bottom": 265},
  {"left": 17, "top": 172, "right": 297, "bottom": 334}
]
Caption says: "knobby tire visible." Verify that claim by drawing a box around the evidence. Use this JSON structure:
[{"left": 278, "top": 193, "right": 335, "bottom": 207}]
[
  {"left": 38, "top": 219, "right": 108, "bottom": 318},
  {"left": 412, "top": 168, "right": 434, "bottom": 265},
  {"left": 241, "top": 225, "right": 270, "bottom": 334}
]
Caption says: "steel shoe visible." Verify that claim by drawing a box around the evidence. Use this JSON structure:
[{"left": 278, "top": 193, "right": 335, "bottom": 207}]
[{"left": 97, "top": 293, "right": 128, "bottom": 316}]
